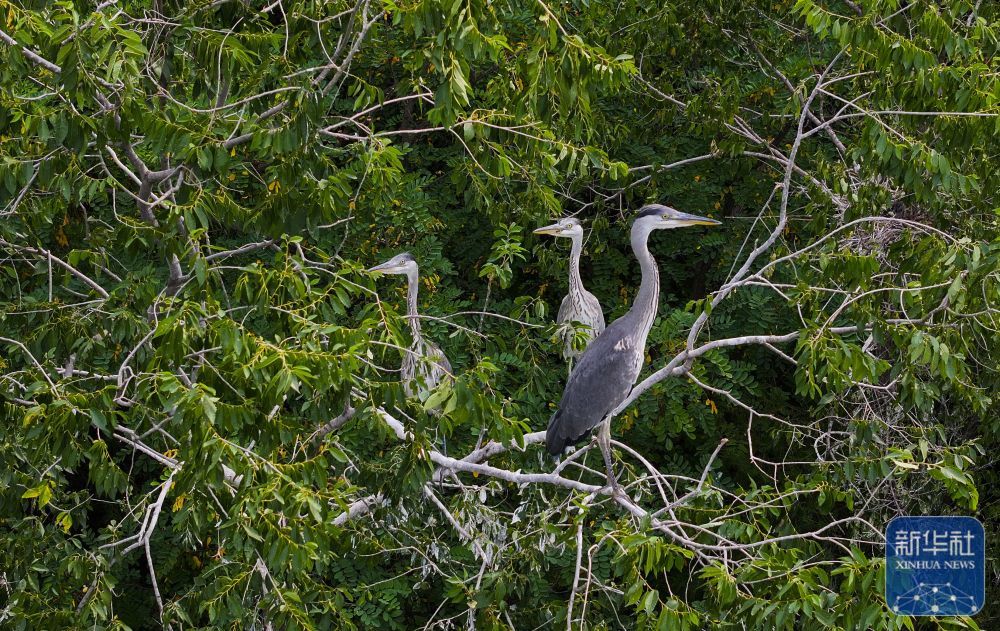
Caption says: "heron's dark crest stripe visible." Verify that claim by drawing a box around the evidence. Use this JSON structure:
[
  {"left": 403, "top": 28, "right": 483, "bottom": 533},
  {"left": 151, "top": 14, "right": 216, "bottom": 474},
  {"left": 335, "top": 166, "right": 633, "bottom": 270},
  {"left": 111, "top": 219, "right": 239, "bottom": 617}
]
[{"left": 635, "top": 204, "right": 670, "bottom": 218}]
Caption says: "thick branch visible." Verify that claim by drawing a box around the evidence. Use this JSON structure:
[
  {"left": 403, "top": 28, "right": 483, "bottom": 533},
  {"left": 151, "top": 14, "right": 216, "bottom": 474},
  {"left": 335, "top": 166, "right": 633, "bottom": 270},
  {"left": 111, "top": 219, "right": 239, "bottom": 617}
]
[{"left": 0, "top": 27, "right": 61, "bottom": 74}]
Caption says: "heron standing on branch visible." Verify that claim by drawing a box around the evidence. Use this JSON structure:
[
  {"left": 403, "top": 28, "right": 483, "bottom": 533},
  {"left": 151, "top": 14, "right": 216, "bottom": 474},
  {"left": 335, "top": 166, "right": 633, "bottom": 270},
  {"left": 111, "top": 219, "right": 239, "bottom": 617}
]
[
  {"left": 534, "top": 217, "right": 605, "bottom": 372},
  {"left": 545, "top": 205, "right": 720, "bottom": 487},
  {"left": 368, "top": 253, "right": 453, "bottom": 401}
]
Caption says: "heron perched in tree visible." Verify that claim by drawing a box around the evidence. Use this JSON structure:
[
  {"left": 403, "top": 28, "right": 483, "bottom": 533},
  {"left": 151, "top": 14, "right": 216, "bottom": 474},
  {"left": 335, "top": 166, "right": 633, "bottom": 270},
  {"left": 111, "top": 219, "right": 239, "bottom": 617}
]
[
  {"left": 533, "top": 217, "right": 605, "bottom": 371},
  {"left": 545, "top": 205, "right": 720, "bottom": 484},
  {"left": 367, "top": 253, "right": 453, "bottom": 400}
]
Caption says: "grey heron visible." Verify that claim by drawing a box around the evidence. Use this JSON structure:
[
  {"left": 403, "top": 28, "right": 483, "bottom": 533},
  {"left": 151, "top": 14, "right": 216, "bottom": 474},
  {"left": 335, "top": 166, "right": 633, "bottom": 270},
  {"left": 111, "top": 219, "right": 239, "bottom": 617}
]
[
  {"left": 545, "top": 204, "right": 720, "bottom": 486},
  {"left": 367, "top": 253, "right": 453, "bottom": 401},
  {"left": 533, "top": 217, "right": 606, "bottom": 371}
]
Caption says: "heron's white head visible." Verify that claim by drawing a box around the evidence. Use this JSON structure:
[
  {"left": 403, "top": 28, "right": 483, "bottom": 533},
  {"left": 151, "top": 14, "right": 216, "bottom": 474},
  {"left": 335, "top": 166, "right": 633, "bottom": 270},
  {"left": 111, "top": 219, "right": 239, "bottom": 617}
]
[
  {"left": 633, "top": 204, "right": 720, "bottom": 232},
  {"left": 367, "top": 252, "right": 418, "bottom": 276},
  {"left": 533, "top": 217, "right": 584, "bottom": 239}
]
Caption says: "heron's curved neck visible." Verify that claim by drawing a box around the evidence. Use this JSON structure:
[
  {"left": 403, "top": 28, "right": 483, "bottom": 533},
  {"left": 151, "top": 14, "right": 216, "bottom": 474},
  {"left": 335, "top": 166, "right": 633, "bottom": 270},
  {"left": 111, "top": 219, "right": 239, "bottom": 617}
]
[
  {"left": 629, "top": 224, "right": 659, "bottom": 336},
  {"left": 568, "top": 234, "right": 584, "bottom": 296},
  {"left": 405, "top": 269, "right": 422, "bottom": 341}
]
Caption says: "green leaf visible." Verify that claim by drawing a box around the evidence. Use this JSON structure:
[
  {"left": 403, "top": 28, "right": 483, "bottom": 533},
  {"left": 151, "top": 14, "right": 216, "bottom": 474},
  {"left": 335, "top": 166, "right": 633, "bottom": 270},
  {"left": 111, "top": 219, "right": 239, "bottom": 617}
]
[
  {"left": 22, "top": 481, "right": 53, "bottom": 509},
  {"left": 202, "top": 395, "right": 217, "bottom": 423}
]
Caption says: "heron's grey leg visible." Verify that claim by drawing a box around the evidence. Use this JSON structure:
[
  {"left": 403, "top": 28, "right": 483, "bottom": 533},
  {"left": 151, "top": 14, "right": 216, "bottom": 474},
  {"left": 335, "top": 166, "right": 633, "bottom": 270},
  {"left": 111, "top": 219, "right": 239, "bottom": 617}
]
[{"left": 597, "top": 420, "right": 622, "bottom": 498}]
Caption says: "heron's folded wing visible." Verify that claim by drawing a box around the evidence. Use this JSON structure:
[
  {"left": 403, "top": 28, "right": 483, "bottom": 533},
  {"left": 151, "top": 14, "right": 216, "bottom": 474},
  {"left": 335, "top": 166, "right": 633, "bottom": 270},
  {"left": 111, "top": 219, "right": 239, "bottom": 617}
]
[{"left": 548, "top": 327, "right": 635, "bottom": 449}]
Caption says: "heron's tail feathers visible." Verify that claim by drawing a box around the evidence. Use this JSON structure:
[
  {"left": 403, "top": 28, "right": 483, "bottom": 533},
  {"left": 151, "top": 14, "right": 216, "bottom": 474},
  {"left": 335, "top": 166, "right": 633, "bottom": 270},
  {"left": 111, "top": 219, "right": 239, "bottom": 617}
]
[{"left": 546, "top": 410, "right": 571, "bottom": 456}]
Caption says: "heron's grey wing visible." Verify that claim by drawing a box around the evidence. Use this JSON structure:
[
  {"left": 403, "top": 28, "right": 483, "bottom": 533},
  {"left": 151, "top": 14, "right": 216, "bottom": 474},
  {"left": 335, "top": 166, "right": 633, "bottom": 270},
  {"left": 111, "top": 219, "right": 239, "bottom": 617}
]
[
  {"left": 420, "top": 340, "right": 452, "bottom": 389},
  {"left": 401, "top": 339, "right": 451, "bottom": 400},
  {"left": 401, "top": 350, "right": 418, "bottom": 397},
  {"left": 556, "top": 294, "right": 580, "bottom": 360},
  {"left": 556, "top": 294, "right": 575, "bottom": 325},
  {"left": 546, "top": 321, "right": 638, "bottom": 454},
  {"left": 428, "top": 342, "right": 452, "bottom": 384},
  {"left": 581, "top": 290, "right": 605, "bottom": 335},
  {"left": 558, "top": 292, "right": 605, "bottom": 360},
  {"left": 437, "top": 348, "right": 452, "bottom": 377},
  {"left": 414, "top": 341, "right": 452, "bottom": 417}
]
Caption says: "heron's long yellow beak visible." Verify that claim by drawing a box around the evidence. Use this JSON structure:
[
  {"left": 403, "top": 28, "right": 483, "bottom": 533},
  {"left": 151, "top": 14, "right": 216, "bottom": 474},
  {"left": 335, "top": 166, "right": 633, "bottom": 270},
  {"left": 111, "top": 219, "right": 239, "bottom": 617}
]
[
  {"left": 533, "top": 222, "right": 563, "bottom": 236},
  {"left": 671, "top": 211, "right": 721, "bottom": 227},
  {"left": 367, "top": 261, "right": 397, "bottom": 274}
]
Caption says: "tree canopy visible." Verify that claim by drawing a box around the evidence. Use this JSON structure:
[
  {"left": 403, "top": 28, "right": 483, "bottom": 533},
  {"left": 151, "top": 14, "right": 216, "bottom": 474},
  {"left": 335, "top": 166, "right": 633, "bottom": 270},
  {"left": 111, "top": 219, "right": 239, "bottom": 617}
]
[{"left": 1, "top": 0, "right": 998, "bottom": 628}]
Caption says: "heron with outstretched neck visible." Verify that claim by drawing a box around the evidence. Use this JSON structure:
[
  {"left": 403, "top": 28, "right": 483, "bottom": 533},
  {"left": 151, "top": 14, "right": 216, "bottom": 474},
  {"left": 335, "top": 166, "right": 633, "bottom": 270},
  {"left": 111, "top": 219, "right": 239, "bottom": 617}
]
[
  {"left": 367, "top": 253, "right": 453, "bottom": 401},
  {"left": 534, "top": 217, "right": 605, "bottom": 372},
  {"left": 545, "top": 204, "right": 720, "bottom": 490}
]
